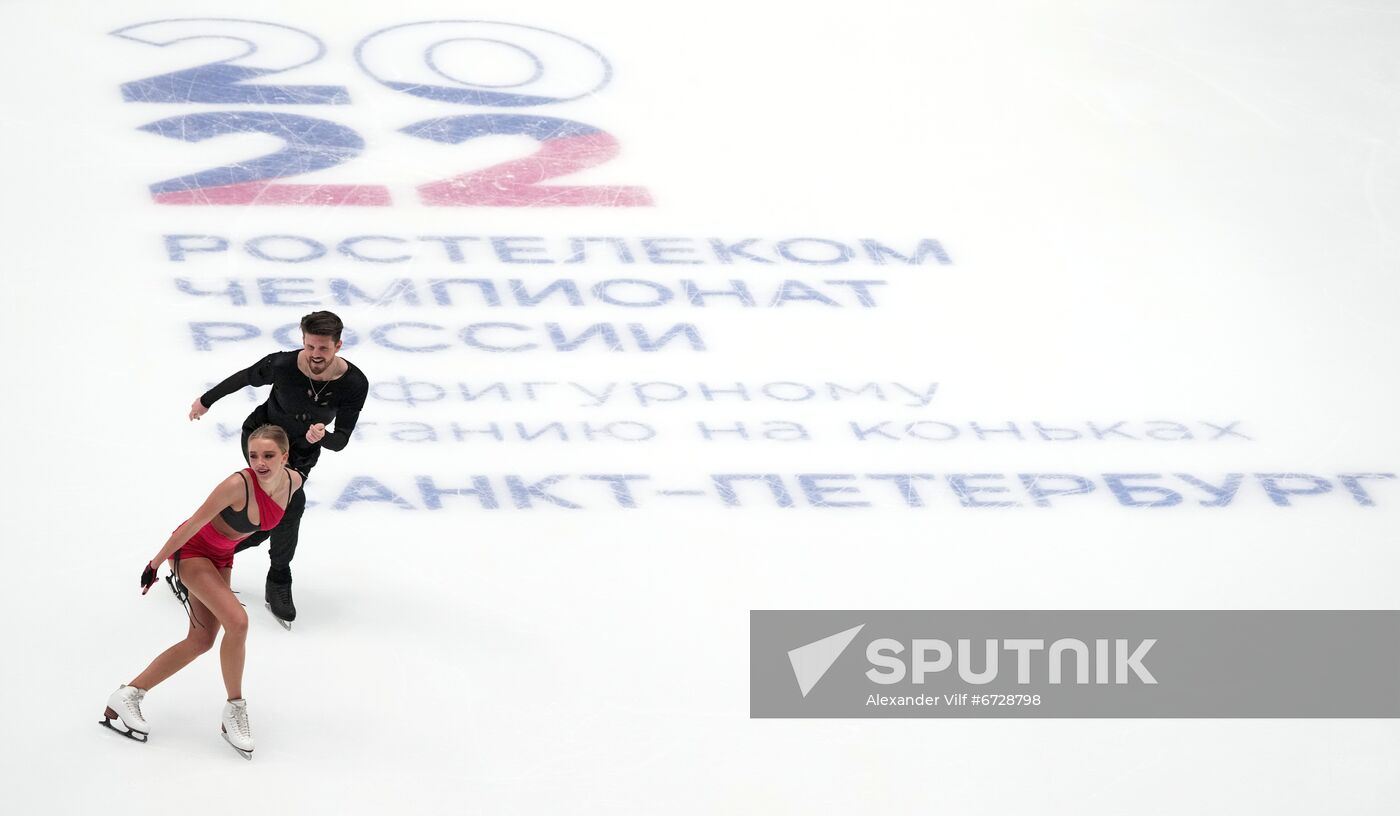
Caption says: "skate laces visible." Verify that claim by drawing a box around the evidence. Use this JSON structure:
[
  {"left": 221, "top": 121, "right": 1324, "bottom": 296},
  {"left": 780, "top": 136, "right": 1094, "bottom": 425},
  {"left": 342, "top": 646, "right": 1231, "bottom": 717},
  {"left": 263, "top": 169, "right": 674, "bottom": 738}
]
[
  {"left": 228, "top": 701, "right": 251, "bottom": 738},
  {"left": 170, "top": 562, "right": 204, "bottom": 629},
  {"left": 123, "top": 688, "right": 146, "bottom": 718}
]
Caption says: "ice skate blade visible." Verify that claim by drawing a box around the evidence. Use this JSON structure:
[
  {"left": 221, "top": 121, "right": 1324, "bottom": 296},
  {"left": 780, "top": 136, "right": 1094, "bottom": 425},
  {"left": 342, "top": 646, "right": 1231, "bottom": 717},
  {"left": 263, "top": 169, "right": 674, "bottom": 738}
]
[
  {"left": 99, "top": 713, "right": 148, "bottom": 743},
  {"left": 221, "top": 729, "right": 253, "bottom": 761},
  {"left": 265, "top": 602, "right": 292, "bottom": 631}
]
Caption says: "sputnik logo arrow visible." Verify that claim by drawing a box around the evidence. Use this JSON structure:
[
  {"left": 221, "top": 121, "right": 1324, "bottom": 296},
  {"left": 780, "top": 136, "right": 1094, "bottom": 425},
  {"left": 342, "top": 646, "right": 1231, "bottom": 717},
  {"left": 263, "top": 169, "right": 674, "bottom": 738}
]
[{"left": 787, "top": 624, "right": 865, "bottom": 697}]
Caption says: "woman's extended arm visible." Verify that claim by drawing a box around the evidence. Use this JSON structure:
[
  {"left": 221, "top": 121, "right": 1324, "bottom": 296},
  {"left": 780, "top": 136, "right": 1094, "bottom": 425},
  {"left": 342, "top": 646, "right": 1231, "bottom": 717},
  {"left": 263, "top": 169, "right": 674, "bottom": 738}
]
[{"left": 147, "top": 474, "right": 243, "bottom": 567}]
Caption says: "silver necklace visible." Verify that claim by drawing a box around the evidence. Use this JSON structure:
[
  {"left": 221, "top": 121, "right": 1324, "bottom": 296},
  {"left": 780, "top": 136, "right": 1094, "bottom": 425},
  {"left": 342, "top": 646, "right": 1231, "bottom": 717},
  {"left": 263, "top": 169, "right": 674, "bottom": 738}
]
[
  {"left": 305, "top": 357, "right": 335, "bottom": 402},
  {"left": 307, "top": 376, "right": 331, "bottom": 402}
]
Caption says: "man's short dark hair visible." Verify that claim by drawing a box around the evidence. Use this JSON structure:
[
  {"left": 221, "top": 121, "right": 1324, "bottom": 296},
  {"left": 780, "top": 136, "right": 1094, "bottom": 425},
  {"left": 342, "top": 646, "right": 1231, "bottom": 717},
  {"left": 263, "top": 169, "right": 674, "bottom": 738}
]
[{"left": 300, "top": 311, "right": 344, "bottom": 343}]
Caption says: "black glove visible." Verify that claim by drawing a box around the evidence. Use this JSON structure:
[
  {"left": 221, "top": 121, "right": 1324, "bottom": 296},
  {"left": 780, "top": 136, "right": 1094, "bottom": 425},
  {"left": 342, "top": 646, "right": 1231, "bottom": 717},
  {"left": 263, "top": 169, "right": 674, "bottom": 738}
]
[{"left": 141, "top": 562, "right": 158, "bottom": 595}]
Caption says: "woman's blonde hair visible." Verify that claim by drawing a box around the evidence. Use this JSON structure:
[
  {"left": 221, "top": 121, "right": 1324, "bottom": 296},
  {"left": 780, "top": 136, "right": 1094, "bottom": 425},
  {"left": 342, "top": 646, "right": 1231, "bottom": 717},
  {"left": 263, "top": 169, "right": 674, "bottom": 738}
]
[{"left": 248, "top": 424, "right": 290, "bottom": 455}]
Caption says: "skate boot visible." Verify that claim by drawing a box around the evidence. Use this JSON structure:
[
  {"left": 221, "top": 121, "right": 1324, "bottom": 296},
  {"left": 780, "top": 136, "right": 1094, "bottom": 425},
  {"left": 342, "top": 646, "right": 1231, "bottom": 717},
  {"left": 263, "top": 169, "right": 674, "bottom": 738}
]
[
  {"left": 99, "top": 685, "right": 149, "bottom": 743},
  {"left": 220, "top": 698, "right": 254, "bottom": 760},
  {"left": 265, "top": 574, "right": 296, "bottom": 630}
]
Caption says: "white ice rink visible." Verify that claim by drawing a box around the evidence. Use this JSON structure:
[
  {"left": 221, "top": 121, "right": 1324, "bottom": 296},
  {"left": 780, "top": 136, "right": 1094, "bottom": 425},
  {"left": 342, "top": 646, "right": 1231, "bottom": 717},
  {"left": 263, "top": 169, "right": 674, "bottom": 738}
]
[{"left": 2, "top": 0, "right": 1399, "bottom": 812}]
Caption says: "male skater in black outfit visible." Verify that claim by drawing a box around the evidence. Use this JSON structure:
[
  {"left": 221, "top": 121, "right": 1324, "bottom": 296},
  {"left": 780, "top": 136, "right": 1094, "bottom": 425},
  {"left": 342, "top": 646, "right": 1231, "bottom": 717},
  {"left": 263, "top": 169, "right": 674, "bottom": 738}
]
[{"left": 188, "top": 311, "right": 368, "bottom": 627}]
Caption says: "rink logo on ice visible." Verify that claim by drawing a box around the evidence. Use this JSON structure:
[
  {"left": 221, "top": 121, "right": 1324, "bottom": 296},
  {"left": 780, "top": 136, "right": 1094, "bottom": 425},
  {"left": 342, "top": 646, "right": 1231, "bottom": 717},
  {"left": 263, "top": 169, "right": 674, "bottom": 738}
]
[
  {"left": 751, "top": 611, "right": 1400, "bottom": 718},
  {"left": 111, "top": 19, "right": 651, "bottom": 207}
]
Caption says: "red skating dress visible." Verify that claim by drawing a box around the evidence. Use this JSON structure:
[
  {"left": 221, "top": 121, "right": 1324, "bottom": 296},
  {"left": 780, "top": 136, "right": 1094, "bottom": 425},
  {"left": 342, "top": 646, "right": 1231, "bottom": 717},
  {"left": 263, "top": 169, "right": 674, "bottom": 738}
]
[{"left": 169, "top": 469, "right": 288, "bottom": 570}]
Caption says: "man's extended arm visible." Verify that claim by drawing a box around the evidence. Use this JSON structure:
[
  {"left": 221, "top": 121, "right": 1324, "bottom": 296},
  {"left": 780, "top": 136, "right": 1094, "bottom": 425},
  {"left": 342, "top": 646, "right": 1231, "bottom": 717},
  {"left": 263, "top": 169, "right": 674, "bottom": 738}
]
[{"left": 189, "top": 353, "right": 278, "bottom": 420}]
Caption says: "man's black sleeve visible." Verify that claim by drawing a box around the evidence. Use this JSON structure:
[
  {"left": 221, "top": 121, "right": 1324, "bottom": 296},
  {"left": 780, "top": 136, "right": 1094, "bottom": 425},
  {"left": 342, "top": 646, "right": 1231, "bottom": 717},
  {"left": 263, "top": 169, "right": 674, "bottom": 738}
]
[
  {"left": 321, "top": 375, "right": 368, "bottom": 452},
  {"left": 199, "top": 354, "right": 278, "bottom": 409}
]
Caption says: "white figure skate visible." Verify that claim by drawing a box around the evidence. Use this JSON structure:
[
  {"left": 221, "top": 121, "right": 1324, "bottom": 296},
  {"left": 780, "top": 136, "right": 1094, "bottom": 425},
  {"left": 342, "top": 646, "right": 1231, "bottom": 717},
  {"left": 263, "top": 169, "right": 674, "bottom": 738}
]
[
  {"left": 221, "top": 698, "right": 254, "bottom": 760},
  {"left": 99, "top": 685, "right": 149, "bottom": 743}
]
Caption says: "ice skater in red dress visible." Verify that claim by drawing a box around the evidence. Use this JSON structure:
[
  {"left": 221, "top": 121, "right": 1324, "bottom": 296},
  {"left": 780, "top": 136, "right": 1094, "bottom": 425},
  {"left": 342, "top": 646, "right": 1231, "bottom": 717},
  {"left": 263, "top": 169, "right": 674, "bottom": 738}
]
[{"left": 99, "top": 425, "right": 303, "bottom": 759}]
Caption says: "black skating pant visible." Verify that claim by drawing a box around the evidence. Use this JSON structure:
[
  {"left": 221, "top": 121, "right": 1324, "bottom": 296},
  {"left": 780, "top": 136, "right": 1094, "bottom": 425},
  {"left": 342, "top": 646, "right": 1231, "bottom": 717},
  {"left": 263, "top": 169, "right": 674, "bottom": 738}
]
[{"left": 234, "top": 426, "right": 312, "bottom": 582}]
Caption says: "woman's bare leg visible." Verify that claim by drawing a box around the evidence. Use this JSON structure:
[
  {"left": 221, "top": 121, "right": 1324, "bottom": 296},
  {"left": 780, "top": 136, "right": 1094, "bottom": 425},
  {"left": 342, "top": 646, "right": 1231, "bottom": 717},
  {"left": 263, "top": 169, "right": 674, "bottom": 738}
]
[
  {"left": 129, "top": 560, "right": 220, "bottom": 690},
  {"left": 176, "top": 561, "right": 248, "bottom": 699}
]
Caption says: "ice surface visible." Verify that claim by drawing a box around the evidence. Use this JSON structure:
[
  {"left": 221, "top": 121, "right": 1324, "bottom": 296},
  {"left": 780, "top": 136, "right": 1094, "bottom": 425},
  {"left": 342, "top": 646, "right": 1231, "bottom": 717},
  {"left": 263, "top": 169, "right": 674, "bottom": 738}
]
[{"left": 1, "top": 0, "right": 1398, "bottom": 812}]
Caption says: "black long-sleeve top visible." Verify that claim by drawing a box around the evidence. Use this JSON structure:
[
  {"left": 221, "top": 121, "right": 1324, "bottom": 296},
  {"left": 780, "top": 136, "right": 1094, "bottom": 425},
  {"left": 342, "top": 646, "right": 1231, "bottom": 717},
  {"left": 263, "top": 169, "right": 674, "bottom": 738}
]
[{"left": 200, "top": 351, "right": 368, "bottom": 471}]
